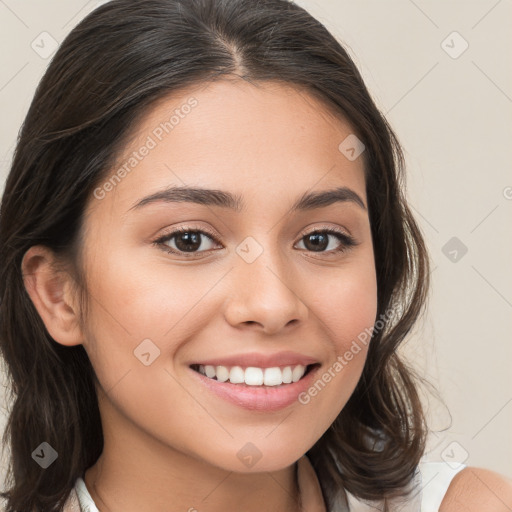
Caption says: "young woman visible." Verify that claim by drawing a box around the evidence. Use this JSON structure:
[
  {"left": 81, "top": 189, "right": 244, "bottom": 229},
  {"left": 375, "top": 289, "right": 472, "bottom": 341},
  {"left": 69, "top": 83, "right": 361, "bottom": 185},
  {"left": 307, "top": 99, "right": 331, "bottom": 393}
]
[{"left": 1, "top": 0, "right": 511, "bottom": 511}]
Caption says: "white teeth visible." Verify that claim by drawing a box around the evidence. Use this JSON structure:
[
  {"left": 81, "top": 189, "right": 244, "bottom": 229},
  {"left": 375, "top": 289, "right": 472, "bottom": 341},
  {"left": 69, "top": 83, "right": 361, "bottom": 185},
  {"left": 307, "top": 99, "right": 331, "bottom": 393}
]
[
  {"left": 196, "top": 363, "right": 309, "bottom": 386},
  {"left": 216, "top": 365, "right": 229, "bottom": 382},
  {"left": 229, "top": 366, "right": 245, "bottom": 384},
  {"left": 282, "top": 366, "right": 293, "bottom": 384},
  {"left": 245, "top": 367, "right": 263, "bottom": 385},
  {"left": 263, "top": 367, "right": 282, "bottom": 386},
  {"left": 292, "top": 365, "right": 306, "bottom": 383},
  {"left": 204, "top": 365, "right": 216, "bottom": 378}
]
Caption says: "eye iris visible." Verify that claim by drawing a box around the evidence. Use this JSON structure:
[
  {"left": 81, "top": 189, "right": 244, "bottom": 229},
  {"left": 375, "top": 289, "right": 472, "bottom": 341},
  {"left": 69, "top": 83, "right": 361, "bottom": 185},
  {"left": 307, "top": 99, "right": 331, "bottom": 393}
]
[
  {"left": 305, "top": 233, "right": 328, "bottom": 251},
  {"left": 175, "top": 232, "right": 202, "bottom": 252}
]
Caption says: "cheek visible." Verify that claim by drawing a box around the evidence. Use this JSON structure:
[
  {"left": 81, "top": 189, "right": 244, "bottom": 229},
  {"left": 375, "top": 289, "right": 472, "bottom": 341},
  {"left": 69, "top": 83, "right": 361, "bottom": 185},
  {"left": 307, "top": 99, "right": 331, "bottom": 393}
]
[
  {"left": 296, "top": 256, "right": 377, "bottom": 423},
  {"left": 80, "top": 245, "right": 228, "bottom": 391},
  {"left": 310, "top": 253, "right": 378, "bottom": 352},
  {"left": 84, "top": 245, "right": 217, "bottom": 337}
]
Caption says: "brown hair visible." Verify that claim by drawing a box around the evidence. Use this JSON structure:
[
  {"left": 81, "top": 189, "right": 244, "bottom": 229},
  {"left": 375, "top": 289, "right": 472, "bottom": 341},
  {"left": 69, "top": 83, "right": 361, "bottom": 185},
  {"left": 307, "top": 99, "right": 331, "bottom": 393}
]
[{"left": 0, "top": 0, "right": 431, "bottom": 510}]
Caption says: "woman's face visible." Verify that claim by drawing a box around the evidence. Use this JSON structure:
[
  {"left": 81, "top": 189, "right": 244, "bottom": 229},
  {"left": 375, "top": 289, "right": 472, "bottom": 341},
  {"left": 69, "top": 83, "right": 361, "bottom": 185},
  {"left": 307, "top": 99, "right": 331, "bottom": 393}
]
[{"left": 79, "top": 79, "right": 377, "bottom": 473}]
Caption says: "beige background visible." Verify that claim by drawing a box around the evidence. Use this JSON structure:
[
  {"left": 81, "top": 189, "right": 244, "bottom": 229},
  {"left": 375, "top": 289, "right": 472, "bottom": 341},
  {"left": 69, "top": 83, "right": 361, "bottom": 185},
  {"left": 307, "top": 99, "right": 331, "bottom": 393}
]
[{"left": 1, "top": 0, "right": 511, "bottom": 495}]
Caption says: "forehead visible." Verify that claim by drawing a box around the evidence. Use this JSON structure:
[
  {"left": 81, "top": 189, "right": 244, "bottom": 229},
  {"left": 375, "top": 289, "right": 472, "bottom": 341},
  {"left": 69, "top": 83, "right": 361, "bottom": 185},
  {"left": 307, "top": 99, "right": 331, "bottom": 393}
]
[{"left": 89, "top": 79, "right": 367, "bottom": 216}]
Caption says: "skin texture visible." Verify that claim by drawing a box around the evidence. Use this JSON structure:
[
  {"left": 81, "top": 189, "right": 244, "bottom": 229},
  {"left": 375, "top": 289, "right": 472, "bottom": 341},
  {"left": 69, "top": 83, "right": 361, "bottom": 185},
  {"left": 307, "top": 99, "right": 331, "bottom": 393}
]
[
  {"left": 21, "top": 79, "right": 512, "bottom": 510},
  {"left": 22, "top": 79, "right": 378, "bottom": 511},
  {"left": 440, "top": 467, "right": 512, "bottom": 512}
]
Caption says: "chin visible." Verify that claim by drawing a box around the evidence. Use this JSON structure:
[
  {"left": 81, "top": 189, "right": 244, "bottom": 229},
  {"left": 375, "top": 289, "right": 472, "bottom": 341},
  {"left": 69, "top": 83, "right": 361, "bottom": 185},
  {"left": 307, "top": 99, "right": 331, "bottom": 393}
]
[{"left": 205, "top": 441, "right": 310, "bottom": 474}]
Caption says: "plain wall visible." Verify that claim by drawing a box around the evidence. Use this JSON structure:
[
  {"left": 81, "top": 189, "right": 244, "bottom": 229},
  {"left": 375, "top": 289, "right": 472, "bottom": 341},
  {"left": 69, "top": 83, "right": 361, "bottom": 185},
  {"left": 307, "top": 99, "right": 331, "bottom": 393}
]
[{"left": 1, "top": 0, "right": 511, "bottom": 495}]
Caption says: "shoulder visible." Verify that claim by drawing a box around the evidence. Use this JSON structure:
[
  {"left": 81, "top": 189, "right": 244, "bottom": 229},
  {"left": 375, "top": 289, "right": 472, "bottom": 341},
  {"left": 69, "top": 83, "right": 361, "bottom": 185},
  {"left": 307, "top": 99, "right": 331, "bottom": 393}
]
[{"left": 439, "top": 466, "right": 512, "bottom": 512}]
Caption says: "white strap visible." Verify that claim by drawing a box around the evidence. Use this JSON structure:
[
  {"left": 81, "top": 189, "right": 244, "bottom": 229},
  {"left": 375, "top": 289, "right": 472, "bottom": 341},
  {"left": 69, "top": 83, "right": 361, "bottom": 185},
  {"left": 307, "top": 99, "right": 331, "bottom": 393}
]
[
  {"left": 419, "top": 461, "right": 466, "bottom": 512},
  {"left": 74, "top": 477, "right": 100, "bottom": 512}
]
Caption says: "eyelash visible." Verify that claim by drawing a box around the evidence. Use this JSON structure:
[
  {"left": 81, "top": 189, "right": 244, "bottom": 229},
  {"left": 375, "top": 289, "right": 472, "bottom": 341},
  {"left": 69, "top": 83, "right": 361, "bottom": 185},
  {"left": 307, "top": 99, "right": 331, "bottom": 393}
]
[{"left": 152, "top": 225, "right": 358, "bottom": 258}]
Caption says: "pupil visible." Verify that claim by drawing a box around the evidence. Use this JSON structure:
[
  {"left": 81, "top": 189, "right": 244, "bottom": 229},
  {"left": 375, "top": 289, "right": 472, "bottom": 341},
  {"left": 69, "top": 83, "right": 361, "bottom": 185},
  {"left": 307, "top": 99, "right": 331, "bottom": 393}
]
[
  {"left": 176, "top": 232, "right": 201, "bottom": 252},
  {"left": 306, "top": 233, "right": 328, "bottom": 251}
]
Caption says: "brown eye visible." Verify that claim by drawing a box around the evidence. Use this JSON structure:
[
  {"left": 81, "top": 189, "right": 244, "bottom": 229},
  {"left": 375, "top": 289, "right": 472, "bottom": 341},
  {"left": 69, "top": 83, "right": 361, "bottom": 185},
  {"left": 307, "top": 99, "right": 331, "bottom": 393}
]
[
  {"left": 173, "top": 231, "right": 203, "bottom": 252},
  {"left": 296, "top": 229, "right": 357, "bottom": 254},
  {"left": 154, "top": 228, "right": 221, "bottom": 256}
]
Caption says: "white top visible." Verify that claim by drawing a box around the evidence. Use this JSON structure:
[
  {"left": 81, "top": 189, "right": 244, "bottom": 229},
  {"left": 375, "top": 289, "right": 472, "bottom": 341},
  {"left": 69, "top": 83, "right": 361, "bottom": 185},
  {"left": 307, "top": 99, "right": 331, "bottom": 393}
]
[
  {"left": 344, "top": 461, "right": 466, "bottom": 511},
  {"left": 67, "top": 459, "right": 466, "bottom": 512}
]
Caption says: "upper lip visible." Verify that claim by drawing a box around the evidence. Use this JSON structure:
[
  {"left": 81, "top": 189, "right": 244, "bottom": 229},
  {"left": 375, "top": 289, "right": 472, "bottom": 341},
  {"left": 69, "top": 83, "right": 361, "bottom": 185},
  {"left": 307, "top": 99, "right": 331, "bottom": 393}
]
[{"left": 190, "top": 351, "right": 319, "bottom": 368}]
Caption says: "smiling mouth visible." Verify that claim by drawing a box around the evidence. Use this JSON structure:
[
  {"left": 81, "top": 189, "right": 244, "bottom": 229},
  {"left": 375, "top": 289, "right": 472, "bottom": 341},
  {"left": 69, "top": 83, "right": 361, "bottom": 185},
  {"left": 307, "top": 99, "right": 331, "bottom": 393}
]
[{"left": 189, "top": 363, "right": 319, "bottom": 387}]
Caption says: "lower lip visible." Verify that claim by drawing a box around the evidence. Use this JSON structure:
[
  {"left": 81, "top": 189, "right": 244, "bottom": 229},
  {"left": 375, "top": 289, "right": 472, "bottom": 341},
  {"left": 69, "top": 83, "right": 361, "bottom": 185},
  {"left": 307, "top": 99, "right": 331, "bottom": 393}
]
[{"left": 189, "top": 365, "right": 321, "bottom": 412}]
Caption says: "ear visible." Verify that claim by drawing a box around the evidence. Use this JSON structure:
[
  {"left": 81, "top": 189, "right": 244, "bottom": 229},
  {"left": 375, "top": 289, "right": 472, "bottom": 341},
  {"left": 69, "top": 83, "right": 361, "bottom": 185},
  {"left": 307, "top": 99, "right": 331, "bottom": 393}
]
[{"left": 21, "top": 245, "right": 84, "bottom": 347}]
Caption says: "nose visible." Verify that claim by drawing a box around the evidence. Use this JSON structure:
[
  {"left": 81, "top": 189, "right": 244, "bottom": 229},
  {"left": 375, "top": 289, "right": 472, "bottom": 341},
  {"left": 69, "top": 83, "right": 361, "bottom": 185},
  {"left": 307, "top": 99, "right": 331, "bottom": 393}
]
[{"left": 223, "top": 246, "right": 309, "bottom": 335}]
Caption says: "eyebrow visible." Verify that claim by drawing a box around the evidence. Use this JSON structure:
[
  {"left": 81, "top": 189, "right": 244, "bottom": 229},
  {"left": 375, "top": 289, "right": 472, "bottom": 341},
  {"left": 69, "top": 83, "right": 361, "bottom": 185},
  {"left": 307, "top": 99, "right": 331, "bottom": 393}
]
[{"left": 127, "top": 185, "right": 367, "bottom": 213}]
